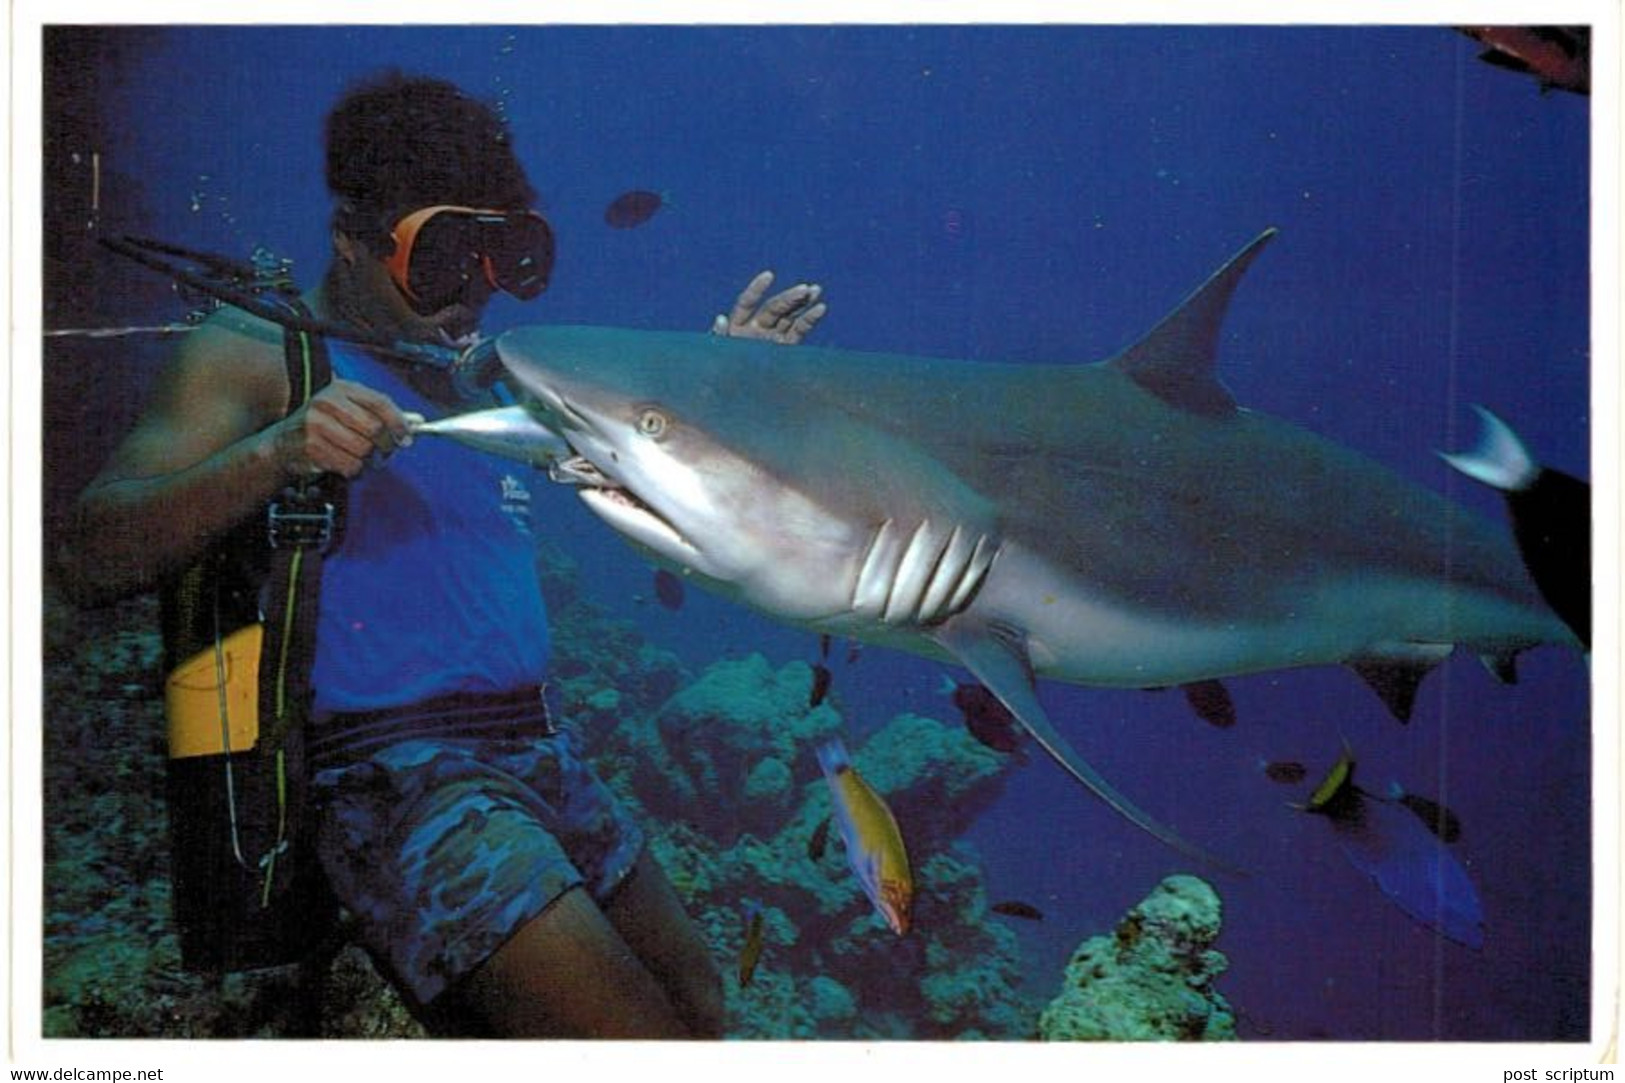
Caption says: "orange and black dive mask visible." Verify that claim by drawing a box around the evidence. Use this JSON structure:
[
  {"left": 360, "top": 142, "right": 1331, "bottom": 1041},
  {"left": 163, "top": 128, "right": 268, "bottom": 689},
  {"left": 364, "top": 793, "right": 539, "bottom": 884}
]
[{"left": 383, "top": 205, "right": 555, "bottom": 314}]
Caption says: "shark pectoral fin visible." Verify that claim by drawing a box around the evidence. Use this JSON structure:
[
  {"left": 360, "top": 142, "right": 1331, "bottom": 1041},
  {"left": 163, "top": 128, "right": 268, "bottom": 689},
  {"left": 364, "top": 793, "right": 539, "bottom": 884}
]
[
  {"left": 934, "top": 617, "right": 1245, "bottom": 876},
  {"left": 1105, "top": 228, "right": 1278, "bottom": 419},
  {"left": 1349, "top": 642, "right": 1454, "bottom": 723}
]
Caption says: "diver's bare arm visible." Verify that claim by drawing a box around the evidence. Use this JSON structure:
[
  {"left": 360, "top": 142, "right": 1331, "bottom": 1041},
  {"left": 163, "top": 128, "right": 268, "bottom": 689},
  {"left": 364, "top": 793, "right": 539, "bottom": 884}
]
[{"left": 58, "top": 325, "right": 407, "bottom": 604}]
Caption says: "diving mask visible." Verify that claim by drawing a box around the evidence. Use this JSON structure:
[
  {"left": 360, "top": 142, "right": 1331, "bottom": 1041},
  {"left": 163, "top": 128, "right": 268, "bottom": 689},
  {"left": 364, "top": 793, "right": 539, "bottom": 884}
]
[{"left": 383, "top": 205, "right": 555, "bottom": 314}]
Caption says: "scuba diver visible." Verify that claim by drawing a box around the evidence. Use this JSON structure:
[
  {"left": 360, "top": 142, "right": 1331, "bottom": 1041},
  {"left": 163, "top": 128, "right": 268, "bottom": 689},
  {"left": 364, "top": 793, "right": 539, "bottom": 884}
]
[{"left": 57, "top": 71, "right": 828, "bottom": 1038}]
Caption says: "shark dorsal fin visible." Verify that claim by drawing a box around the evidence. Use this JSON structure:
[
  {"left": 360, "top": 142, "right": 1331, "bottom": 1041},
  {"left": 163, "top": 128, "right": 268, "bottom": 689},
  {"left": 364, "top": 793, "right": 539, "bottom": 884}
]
[{"left": 1107, "top": 228, "right": 1278, "bottom": 418}]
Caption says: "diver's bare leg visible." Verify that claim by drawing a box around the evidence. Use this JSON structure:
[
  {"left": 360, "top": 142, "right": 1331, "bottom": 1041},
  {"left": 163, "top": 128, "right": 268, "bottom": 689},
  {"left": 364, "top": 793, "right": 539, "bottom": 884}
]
[
  {"left": 600, "top": 849, "right": 725, "bottom": 1038},
  {"left": 449, "top": 883, "right": 694, "bottom": 1038}
]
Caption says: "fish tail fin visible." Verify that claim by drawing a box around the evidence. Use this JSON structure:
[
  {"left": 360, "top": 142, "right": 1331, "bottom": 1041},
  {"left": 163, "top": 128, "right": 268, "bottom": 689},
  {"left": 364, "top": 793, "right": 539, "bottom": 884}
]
[
  {"left": 816, "top": 737, "right": 852, "bottom": 778},
  {"left": 1439, "top": 404, "right": 1538, "bottom": 492}
]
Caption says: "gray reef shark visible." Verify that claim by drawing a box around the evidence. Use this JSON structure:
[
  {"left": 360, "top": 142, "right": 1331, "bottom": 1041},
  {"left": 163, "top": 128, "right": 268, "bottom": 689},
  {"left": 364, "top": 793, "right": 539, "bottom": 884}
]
[{"left": 470, "top": 229, "right": 1575, "bottom": 867}]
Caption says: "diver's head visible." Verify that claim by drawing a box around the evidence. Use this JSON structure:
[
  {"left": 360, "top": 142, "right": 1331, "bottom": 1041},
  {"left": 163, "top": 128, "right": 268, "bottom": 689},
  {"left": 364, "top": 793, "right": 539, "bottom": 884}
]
[{"left": 323, "top": 71, "right": 552, "bottom": 342}]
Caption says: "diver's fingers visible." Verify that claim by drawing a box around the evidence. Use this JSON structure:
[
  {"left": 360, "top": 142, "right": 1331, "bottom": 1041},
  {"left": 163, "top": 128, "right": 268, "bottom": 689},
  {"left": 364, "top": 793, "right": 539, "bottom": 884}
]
[
  {"left": 331, "top": 381, "right": 412, "bottom": 446},
  {"left": 724, "top": 270, "right": 776, "bottom": 328},
  {"left": 756, "top": 283, "right": 822, "bottom": 328},
  {"left": 784, "top": 300, "right": 828, "bottom": 343},
  {"left": 329, "top": 380, "right": 410, "bottom": 439},
  {"left": 293, "top": 380, "right": 411, "bottom": 476}
]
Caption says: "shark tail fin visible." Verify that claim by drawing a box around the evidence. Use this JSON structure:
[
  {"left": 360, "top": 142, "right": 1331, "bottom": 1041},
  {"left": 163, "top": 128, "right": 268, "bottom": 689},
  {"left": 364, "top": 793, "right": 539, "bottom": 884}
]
[
  {"left": 1106, "top": 227, "right": 1278, "bottom": 418},
  {"left": 1439, "top": 404, "right": 1538, "bottom": 492},
  {"left": 935, "top": 616, "right": 1247, "bottom": 877}
]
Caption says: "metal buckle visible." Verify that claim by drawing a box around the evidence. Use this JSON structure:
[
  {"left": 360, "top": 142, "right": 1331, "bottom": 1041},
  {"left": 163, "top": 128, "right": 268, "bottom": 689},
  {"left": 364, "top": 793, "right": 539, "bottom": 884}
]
[{"left": 267, "top": 492, "right": 336, "bottom": 551}]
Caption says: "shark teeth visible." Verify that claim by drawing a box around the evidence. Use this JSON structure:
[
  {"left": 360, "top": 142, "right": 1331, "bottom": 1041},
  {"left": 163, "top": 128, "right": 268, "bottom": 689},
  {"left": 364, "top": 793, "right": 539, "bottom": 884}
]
[
  {"left": 855, "top": 518, "right": 999, "bottom": 626},
  {"left": 578, "top": 485, "right": 693, "bottom": 558},
  {"left": 548, "top": 455, "right": 612, "bottom": 487}
]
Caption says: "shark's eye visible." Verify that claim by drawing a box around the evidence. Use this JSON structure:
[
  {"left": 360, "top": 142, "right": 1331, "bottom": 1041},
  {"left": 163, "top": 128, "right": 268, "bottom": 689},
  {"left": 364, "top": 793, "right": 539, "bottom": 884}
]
[{"left": 637, "top": 408, "right": 669, "bottom": 438}]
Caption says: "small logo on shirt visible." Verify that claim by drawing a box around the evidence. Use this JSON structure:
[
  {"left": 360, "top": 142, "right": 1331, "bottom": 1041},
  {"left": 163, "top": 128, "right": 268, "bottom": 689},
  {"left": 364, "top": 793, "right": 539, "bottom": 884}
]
[{"left": 500, "top": 474, "right": 534, "bottom": 536}]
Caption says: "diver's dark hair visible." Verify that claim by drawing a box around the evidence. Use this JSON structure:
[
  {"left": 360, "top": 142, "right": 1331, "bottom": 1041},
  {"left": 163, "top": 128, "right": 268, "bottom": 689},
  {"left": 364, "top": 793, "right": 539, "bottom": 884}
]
[{"left": 324, "top": 70, "right": 536, "bottom": 252}]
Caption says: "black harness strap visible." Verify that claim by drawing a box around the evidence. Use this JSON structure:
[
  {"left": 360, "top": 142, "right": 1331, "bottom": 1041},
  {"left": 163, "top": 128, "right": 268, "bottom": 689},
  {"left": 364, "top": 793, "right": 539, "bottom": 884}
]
[{"left": 252, "top": 296, "right": 346, "bottom": 906}]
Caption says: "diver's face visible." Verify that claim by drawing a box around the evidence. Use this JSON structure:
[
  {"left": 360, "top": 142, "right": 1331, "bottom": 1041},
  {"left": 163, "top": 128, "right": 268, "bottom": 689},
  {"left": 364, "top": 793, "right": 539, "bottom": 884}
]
[
  {"left": 338, "top": 236, "right": 494, "bottom": 346},
  {"left": 390, "top": 260, "right": 494, "bottom": 344}
]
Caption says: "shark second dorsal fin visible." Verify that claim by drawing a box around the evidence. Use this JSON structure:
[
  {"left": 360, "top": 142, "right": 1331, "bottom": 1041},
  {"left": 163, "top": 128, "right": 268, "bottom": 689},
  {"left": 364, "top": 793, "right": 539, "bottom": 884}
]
[
  {"left": 935, "top": 615, "right": 1245, "bottom": 876},
  {"left": 1107, "top": 228, "right": 1278, "bottom": 418},
  {"left": 1348, "top": 642, "right": 1454, "bottom": 723}
]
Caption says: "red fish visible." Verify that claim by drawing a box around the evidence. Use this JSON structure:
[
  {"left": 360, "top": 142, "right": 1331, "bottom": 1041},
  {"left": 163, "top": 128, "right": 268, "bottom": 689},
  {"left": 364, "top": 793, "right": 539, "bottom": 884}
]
[
  {"left": 604, "top": 189, "right": 665, "bottom": 228},
  {"left": 1459, "top": 26, "right": 1590, "bottom": 95}
]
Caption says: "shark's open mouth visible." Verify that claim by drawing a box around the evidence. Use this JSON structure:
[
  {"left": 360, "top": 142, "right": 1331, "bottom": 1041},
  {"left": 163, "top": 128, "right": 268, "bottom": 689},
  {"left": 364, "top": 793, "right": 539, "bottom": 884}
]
[
  {"left": 550, "top": 453, "right": 696, "bottom": 559},
  {"left": 547, "top": 453, "right": 617, "bottom": 491}
]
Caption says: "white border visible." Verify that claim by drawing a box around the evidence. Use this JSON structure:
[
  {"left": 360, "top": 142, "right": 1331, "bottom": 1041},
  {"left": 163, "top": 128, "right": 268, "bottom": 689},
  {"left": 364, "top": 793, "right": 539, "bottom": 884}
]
[{"left": 7, "top": 3, "right": 1621, "bottom": 1080}]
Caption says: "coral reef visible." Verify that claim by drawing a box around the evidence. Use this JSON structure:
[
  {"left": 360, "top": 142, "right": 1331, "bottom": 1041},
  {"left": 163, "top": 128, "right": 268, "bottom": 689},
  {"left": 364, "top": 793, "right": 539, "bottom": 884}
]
[
  {"left": 41, "top": 539, "right": 1042, "bottom": 1039},
  {"left": 1038, "top": 874, "right": 1236, "bottom": 1041},
  {"left": 572, "top": 646, "right": 1030, "bottom": 1039}
]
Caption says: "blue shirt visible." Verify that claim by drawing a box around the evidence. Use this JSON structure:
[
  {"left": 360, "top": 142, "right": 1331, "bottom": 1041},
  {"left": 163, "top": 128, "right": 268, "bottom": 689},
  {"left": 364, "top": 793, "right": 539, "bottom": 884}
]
[{"left": 309, "top": 342, "right": 551, "bottom": 714}]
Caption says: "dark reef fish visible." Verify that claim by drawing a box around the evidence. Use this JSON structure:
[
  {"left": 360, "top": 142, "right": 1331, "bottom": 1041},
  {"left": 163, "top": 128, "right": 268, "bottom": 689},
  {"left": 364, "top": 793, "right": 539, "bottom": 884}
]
[
  {"left": 809, "top": 662, "right": 833, "bottom": 708},
  {"left": 944, "top": 677, "right": 1024, "bottom": 753},
  {"left": 737, "top": 904, "right": 766, "bottom": 987},
  {"left": 1443, "top": 405, "right": 1591, "bottom": 648},
  {"left": 807, "top": 814, "right": 832, "bottom": 862},
  {"left": 604, "top": 189, "right": 666, "bottom": 228},
  {"left": 1260, "top": 759, "right": 1307, "bottom": 784},
  {"left": 990, "top": 900, "right": 1044, "bottom": 921},
  {"left": 494, "top": 227, "right": 1576, "bottom": 868},
  {"left": 1387, "top": 783, "right": 1464, "bottom": 844},
  {"left": 1459, "top": 26, "right": 1590, "bottom": 95},
  {"left": 1298, "top": 745, "right": 1484, "bottom": 949},
  {"left": 653, "top": 568, "right": 686, "bottom": 610},
  {"left": 1180, "top": 679, "right": 1236, "bottom": 728}
]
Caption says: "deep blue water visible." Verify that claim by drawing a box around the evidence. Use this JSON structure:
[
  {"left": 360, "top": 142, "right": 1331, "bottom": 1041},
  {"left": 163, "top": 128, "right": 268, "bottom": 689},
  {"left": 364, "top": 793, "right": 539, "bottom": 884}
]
[{"left": 43, "top": 24, "right": 1592, "bottom": 1041}]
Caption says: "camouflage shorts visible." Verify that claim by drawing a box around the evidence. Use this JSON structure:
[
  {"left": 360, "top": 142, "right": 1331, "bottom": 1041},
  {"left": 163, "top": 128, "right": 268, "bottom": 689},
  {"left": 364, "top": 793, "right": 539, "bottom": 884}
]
[{"left": 312, "top": 730, "right": 645, "bottom": 1007}]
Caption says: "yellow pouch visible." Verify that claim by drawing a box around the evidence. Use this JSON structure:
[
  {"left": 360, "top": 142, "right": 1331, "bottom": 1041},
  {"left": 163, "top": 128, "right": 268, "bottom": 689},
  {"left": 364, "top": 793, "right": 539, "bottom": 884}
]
[{"left": 165, "top": 623, "right": 262, "bottom": 758}]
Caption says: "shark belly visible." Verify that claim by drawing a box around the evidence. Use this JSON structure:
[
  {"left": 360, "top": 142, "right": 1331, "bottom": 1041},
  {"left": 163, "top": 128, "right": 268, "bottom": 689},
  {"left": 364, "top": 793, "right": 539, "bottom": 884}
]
[{"left": 975, "top": 543, "right": 1569, "bottom": 688}]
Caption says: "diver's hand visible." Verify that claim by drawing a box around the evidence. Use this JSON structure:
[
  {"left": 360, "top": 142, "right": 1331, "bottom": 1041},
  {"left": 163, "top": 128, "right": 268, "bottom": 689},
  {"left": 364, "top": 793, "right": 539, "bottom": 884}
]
[
  {"left": 272, "top": 379, "right": 411, "bottom": 480},
  {"left": 711, "top": 271, "right": 827, "bottom": 344}
]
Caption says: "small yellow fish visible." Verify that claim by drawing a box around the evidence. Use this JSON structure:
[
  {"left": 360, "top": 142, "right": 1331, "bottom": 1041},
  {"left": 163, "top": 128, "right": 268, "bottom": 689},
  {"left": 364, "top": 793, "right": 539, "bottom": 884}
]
[
  {"left": 817, "top": 737, "right": 913, "bottom": 935},
  {"left": 1301, "top": 739, "right": 1358, "bottom": 815},
  {"left": 737, "top": 905, "right": 766, "bottom": 987}
]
